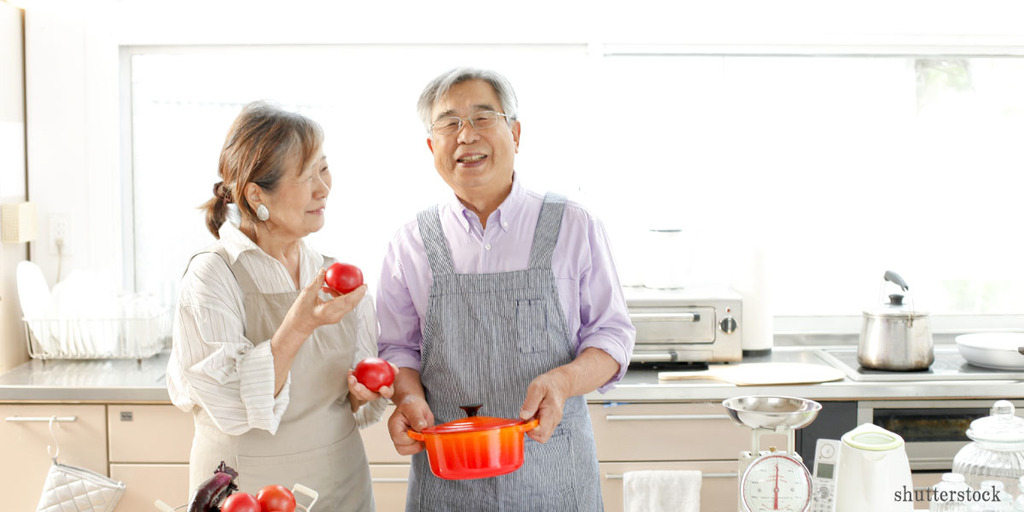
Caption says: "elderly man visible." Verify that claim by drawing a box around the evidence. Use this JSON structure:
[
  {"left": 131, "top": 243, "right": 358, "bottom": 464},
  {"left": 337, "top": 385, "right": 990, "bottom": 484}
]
[{"left": 377, "top": 67, "right": 635, "bottom": 511}]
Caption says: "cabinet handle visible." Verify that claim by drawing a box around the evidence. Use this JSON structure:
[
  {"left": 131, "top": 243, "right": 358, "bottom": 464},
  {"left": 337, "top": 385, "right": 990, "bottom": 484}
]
[
  {"left": 5, "top": 416, "right": 77, "bottom": 423},
  {"left": 630, "top": 312, "right": 699, "bottom": 322},
  {"left": 372, "top": 477, "right": 409, "bottom": 483},
  {"left": 605, "top": 414, "right": 729, "bottom": 422},
  {"left": 605, "top": 472, "right": 737, "bottom": 480}
]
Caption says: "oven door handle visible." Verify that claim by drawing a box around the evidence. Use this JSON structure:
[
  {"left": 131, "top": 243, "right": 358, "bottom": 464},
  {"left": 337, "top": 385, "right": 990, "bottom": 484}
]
[{"left": 630, "top": 312, "right": 700, "bottom": 322}]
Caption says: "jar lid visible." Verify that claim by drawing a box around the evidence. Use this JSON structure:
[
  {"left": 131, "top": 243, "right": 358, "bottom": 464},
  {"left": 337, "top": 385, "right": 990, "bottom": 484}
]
[
  {"left": 967, "top": 401, "right": 1024, "bottom": 444},
  {"left": 420, "top": 415, "right": 526, "bottom": 435}
]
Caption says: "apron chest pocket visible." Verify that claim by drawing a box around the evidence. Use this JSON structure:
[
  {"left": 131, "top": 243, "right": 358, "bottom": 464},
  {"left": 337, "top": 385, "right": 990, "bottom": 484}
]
[{"left": 516, "top": 298, "right": 550, "bottom": 353}]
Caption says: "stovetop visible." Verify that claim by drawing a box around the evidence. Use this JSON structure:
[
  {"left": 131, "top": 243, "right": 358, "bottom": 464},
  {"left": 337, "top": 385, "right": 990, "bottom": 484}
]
[{"left": 816, "top": 346, "right": 1024, "bottom": 382}]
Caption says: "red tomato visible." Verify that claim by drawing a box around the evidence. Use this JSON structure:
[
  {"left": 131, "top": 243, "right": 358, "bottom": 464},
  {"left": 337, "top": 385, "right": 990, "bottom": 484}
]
[
  {"left": 220, "top": 492, "right": 260, "bottom": 512},
  {"left": 323, "top": 262, "right": 363, "bottom": 294},
  {"left": 257, "top": 484, "right": 296, "bottom": 512},
  {"left": 354, "top": 357, "right": 396, "bottom": 392}
]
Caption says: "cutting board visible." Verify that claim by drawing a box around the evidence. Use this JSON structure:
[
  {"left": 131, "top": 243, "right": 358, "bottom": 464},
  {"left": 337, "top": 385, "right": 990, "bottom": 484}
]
[{"left": 658, "top": 362, "right": 845, "bottom": 386}]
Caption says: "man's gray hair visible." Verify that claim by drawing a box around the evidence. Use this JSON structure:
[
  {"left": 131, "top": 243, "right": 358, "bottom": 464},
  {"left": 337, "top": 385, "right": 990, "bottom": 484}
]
[{"left": 417, "top": 67, "right": 519, "bottom": 135}]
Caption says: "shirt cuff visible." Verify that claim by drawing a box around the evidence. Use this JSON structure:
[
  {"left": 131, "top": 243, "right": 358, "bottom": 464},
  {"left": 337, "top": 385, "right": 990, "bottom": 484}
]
[
  {"left": 239, "top": 341, "right": 290, "bottom": 434},
  {"left": 354, "top": 397, "right": 388, "bottom": 429}
]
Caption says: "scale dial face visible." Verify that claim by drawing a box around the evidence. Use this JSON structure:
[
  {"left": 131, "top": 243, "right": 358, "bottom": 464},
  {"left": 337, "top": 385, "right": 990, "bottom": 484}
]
[{"left": 740, "top": 453, "right": 812, "bottom": 512}]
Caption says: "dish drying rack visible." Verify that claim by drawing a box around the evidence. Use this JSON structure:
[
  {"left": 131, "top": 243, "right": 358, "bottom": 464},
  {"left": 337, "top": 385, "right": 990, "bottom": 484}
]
[{"left": 23, "top": 312, "right": 170, "bottom": 361}]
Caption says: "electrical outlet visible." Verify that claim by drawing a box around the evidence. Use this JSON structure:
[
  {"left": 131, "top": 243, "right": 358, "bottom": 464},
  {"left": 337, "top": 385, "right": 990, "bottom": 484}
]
[{"left": 49, "top": 213, "right": 71, "bottom": 256}]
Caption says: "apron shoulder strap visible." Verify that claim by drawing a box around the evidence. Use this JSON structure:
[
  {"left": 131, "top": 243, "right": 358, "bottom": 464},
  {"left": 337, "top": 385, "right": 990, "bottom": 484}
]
[
  {"left": 416, "top": 205, "right": 455, "bottom": 276},
  {"left": 188, "top": 244, "right": 261, "bottom": 295},
  {"left": 528, "top": 192, "right": 568, "bottom": 270}
]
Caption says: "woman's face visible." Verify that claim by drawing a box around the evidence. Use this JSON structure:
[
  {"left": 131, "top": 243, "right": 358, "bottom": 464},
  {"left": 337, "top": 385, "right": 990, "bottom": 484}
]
[{"left": 260, "top": 148, "right": 331, "bottom": 240}]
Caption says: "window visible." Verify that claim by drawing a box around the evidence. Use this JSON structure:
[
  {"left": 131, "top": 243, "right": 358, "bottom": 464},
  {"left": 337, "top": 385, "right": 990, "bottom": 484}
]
[{"left": 127, "top": 44, "right": 1024, "bottom": 330}]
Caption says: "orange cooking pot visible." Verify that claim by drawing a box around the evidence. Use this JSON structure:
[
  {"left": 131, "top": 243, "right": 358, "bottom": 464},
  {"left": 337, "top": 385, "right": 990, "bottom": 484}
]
[{"left": 407, "top": 404, "right": 539, "bottom": 480}]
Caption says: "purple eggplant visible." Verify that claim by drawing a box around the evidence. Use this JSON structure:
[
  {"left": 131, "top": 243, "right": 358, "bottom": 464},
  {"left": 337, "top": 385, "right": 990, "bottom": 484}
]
[{"left": 187, "top": 461, "right": 239, "bottom": 512}]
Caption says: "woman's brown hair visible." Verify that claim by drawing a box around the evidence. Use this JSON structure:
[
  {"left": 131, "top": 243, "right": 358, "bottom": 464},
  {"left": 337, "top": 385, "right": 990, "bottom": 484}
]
[{"left": 201, "top": 101, "right": 324, "bottom": 238}]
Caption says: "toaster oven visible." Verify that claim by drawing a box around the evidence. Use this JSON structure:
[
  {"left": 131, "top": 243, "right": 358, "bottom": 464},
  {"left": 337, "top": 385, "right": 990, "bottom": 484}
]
[{"left": 624, "top": 285, "right": 743, "bottom": 364}]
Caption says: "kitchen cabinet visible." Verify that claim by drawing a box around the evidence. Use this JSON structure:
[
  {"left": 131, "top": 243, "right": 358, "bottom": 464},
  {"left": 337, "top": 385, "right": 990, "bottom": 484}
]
[
  {"left": 0, "top": 403, "right": 193, "bottom": 511},
  {"left": 590, "top": 402, "right": 788, "bottom": 512},
  {"left": 360, "top": 404, "right": 411, "bottom": 511},
  {"left": 107, "top": 404, "right": 194, "bottom": 510},
  {"left": 0, "top": 404, "right": 108, "bottom": 511}
]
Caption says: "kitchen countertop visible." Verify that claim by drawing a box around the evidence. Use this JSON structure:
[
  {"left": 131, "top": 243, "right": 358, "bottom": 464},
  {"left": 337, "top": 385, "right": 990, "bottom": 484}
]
[{"left": 1, "top": 345, "right": 1022, "bottom": 403}]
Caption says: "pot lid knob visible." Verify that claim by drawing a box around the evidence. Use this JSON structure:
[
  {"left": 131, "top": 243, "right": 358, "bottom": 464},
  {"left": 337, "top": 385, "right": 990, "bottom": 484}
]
[
  {"left": 888, "top": 294, "right": 905, "bottom": 305},
  {"left": 459, "top": 403, "right": 483, "bottom": 418}
]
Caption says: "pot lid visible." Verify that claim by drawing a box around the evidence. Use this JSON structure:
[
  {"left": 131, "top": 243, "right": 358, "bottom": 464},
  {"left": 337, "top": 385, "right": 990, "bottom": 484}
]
[
  {"left": 966, "top": 401, "right": 1024, "bottom": 444},
  {"left": 841, "top": 423, "right": 905, "bottom": 451},
  {"left": 421, "top": 415, "right": 527, "bottom": 435},
  {"left": 864, "top": 294, "right": 928, "bottom": 318},
  {"left": 419, "top": 403, "right": 527, "bottom": 435}
]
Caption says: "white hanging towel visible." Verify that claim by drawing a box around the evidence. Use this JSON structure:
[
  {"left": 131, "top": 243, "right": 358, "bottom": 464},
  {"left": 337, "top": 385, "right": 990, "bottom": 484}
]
[{"left": 623, "top": 469, "right": 701, "bottom": 512}]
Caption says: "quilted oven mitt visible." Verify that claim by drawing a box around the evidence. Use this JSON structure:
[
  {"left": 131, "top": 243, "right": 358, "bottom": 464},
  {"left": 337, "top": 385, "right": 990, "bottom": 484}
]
[{"left": 36, "top": 461, "right": 125, "bottom": 512}]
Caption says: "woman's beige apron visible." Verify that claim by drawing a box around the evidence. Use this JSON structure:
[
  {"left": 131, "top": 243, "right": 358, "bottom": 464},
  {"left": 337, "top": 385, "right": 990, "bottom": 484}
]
[{"left": 187, "top": 247, "right": 373, "bottom": 511}]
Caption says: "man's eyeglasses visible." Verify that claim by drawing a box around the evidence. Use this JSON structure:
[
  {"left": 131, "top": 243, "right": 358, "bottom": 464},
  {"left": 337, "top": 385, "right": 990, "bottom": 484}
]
[{"left": 430, "top": 111, "right": 511, "bottom": 136}]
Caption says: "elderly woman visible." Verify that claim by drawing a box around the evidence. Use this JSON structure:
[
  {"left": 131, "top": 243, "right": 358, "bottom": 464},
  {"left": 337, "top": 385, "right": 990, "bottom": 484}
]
[{"left": 167, "top": 101, "right": 388, "bottom": 510}]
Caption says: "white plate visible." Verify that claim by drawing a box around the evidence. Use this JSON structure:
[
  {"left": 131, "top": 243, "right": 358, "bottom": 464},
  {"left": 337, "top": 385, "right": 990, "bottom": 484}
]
[
  {"left": 955, "top": 333, "right": 1024, "bottom": 370},
  {"left": 16, "top": 261, "right": 54, "bottom": 355},
  {"left": 16, "top": 261, "right": 50, "bottom": 319}
]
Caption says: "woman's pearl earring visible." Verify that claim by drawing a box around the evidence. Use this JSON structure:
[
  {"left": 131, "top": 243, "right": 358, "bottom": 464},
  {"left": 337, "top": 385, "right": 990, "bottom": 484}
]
[{"left": 256, "top": 203, "right": 270, "bottom": 221}]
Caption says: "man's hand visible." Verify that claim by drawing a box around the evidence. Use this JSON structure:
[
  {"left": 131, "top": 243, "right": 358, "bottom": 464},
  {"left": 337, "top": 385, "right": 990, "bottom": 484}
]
[
  {"left": 387, "top": 368, "right": 434, "bottom": 456},
  {"left": 518, "top": 367, "right": 572, "bottom": 443},
  {"left": 519, "top": 348, "right": 621, "bottom": 443}
]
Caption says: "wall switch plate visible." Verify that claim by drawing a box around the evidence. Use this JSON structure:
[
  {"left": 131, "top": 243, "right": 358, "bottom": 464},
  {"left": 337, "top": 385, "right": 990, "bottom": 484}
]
[{"left": 49, "top": 213, "right": 71, "bottom": 255}]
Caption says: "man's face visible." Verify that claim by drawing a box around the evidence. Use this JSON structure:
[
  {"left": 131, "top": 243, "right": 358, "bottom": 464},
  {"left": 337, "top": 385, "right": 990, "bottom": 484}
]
[{"left": 427, "top": 79, "right": 520, "bottom": 203}]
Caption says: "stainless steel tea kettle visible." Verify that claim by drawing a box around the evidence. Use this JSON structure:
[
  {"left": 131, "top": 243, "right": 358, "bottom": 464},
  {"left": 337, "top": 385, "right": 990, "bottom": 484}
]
[{"left": 858, "top": 270, "right": 934, "bottom": 371}]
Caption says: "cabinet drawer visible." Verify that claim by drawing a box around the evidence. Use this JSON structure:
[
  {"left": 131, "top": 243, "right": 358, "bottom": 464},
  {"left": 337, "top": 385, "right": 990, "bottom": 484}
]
[
  {"left": 369, "top": 464, "right": 410, "bottom": 512},
  {"left": 600, "top": 460, "right": 738, "bottom": 512},
  {"left": 110, "top": 463, "right": 189, "bottom": 511},
  {"left": 0, "top": 404, "right": 108, "bottom": 511},
  {"left": 360, "top": 405, "right": 411, "bottom": 464},
  {"left": 589, "top": 403, "right": 787, "bottom": 461},
  {"left": 108, "top": 404, "right": 194, "bottom": 463}
]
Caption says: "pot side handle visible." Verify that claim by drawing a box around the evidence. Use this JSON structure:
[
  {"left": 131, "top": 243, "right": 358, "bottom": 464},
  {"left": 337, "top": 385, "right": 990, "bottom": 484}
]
[
  {"left": 407, "top": 430, "right": 425, "bottom": 441},
  {"left": 516, "top": 418, "right": 540, "bottom": 433}
]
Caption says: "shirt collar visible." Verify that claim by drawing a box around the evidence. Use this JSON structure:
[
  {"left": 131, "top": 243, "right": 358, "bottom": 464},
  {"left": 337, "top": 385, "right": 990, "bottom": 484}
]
[
  {"left": 217, "top": 221, "right": 258, "bottom": 264},
  {"left": 445, "top": 172, "right": 524, "bottom": 233}
]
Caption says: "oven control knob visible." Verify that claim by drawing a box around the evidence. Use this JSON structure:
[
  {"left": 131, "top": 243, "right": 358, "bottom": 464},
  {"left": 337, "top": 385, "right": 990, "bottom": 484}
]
[{"left": 720, "top": 316, "right": 738, "bottom": 333}]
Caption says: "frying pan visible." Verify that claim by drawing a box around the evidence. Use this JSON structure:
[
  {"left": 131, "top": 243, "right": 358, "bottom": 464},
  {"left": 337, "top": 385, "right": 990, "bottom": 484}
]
[
  {"left": 955, "top": 333, "right": 1024, "bottom": 370},
  {"left": 658, "top": 362, "right": 845, "bottom": 386}
]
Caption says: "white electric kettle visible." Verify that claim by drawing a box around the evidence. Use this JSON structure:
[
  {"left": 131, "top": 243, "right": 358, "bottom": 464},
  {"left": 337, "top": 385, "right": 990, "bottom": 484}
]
[{"left": 834, "top": 423, "right": 914, "bottom": 512}]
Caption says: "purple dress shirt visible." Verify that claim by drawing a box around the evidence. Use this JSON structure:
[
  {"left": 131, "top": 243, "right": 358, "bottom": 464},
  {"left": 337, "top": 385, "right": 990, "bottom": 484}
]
[{"left": 376, "top": 177, "right": 636, "bottom": 392}]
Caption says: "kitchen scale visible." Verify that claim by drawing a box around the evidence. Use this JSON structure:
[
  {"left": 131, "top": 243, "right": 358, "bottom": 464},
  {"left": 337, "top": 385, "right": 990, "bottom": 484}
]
[{"left": 723, "top": 395, "right": 822, "bottom": 512}]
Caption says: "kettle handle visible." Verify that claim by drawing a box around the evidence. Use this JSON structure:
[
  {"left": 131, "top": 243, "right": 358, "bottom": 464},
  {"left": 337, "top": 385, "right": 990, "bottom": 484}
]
[{"left": 883, "top": 270, "right": 909, "bottom": 291}]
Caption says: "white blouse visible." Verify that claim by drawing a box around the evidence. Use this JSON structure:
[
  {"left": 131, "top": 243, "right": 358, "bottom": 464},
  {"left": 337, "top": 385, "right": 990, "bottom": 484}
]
[{"left": 166, "top": 222, "right": 386, "bottom": 435}]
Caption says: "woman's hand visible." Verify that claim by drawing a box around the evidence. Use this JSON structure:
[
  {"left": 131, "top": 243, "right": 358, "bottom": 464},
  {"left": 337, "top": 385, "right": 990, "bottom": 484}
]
[
  {"left": 346, "top": 361, "right": 397, "bottom": 408},
  {"left": 271, "top": 269, "right": 367, "bottom": 395},
  {"left": 291, "top": 268, "right": 367, "bottom": 334}
]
